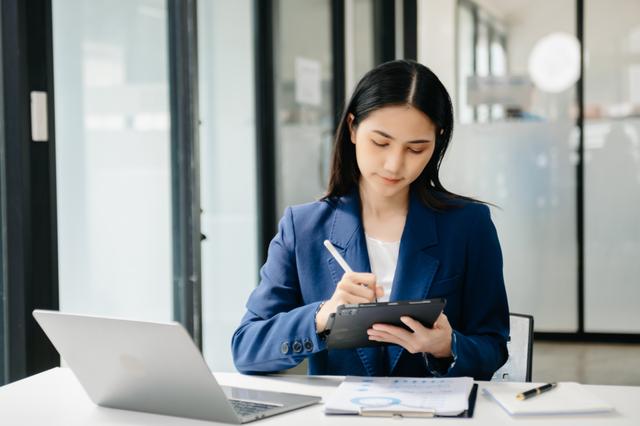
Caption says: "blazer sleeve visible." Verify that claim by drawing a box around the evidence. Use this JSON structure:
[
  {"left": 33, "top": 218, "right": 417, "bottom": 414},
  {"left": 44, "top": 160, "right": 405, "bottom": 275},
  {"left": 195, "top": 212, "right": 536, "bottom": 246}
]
[
  {"left": 231, "top": 207, "right": 328, "bottom": 374},
  {"left": 427, "top": 204, "right": 510, "bottom": 380}
]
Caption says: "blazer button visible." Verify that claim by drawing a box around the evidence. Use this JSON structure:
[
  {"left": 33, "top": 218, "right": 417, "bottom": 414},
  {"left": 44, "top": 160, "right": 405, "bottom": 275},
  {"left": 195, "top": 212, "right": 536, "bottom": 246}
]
[
  {"left": 303, "top": 338, "right": 313, "bottom": 352},
  {"left": 280, "top": 341, "right": 289, "bottom": 354},
  {"left": 292, "top": 340, "right": 303, "bottom": 353}
]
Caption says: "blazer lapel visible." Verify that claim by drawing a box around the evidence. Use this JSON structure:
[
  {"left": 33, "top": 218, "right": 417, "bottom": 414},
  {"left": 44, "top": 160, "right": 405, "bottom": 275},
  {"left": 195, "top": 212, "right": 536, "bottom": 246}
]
[
  {"left": 325, "top": 190, "right": 370, "bottom": 284},
  {"left": 387, "top": 191, "right": 440, "bottom": 374},
  {"left": 326, "top": 190, "right": 385, "bottom": 376}
]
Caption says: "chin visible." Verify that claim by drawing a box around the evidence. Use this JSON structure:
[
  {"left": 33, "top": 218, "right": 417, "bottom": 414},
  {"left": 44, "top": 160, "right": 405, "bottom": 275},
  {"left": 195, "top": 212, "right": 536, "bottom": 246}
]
[{"left": 373, "top": 182, "right": 409, "bottom": 198}]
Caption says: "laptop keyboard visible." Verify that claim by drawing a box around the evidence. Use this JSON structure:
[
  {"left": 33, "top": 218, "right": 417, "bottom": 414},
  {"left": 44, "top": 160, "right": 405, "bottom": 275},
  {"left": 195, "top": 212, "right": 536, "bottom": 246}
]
[{"left": 230, "top": 399, "right": 279, "bottom": 417}]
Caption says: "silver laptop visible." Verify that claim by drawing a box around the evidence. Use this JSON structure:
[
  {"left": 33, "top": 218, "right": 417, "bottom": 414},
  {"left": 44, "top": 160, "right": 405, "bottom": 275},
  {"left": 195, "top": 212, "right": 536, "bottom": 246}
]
[{"left": 32, "top": 310, "right": 320, "bottom": 423}]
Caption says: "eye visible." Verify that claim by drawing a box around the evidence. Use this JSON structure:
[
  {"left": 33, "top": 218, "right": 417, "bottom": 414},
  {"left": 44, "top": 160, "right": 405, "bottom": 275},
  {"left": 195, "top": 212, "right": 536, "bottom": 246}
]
[
  {"left": 408, "top": 141, "right": 433, "bottom": 154},
  {"left": 371, "top": 139, "right": 388, "bottom": 147}
]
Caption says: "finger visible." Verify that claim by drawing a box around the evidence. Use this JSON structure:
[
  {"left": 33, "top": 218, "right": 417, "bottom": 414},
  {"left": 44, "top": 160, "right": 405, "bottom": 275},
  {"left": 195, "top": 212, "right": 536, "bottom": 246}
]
[
  {"left": 400, "top": 316, "right": 428, "bottom": 333},
  {"left": 371, "top": 322, "right": 425, "bottom": 352},
  {"left": 339, "top": 281, "right": 375, "bottom": 301},
  {"left": 339, "top": 272, "right": 373, "bottom": 289},
  {"left": 374, "top": 284, "right": 385, "bottom": 297},
  {"left": 371, "top": 323, "right": 414, "bottom": 341},
  {"left": 368, "top": 329, "right": 417, "bottom": 353},
  {"left": 367, "top": 328, "right": 404, "bottom": 343},
  {"left": 361, "top": 282, "right": 383, "bottom": 300},
  {"left": 344, "top": 272, "right": 377, "bottom": 287},
  {"left": 337, "top": 292, "right": 372, "bottom": 305},
  {"left": 433, "top": 312, "right": 449, "bottom": 328},
  {"left": 351, "top": 296, "right": 372, "bottom": 304}
]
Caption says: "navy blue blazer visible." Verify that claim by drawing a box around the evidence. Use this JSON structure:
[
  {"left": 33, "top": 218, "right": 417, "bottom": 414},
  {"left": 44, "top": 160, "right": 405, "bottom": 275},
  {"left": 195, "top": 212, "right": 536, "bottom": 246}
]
[{"left": 232, "top": 190, "right": 509, "bottom": 379}]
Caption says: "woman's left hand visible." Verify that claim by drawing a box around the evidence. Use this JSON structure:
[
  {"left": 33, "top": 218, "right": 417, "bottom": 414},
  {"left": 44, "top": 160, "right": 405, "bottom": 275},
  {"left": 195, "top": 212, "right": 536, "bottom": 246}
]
[{"left": 367, "top": 313, "right": 453, "bottom": 358}]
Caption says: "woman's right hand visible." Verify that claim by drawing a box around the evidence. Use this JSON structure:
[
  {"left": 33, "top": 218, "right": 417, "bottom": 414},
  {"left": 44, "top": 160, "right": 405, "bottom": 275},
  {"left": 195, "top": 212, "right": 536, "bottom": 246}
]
[{"left": 315, "top": 272, "right": 384, "bottom": 333}]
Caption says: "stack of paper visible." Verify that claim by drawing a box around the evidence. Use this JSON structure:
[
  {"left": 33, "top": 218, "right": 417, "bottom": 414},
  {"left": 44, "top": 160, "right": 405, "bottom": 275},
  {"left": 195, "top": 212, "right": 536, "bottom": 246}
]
[
  {"left": 324, "top": 376, "right": 474, "bottom": 417},
  {"left": 483, "top": 382, "right": 614, "bottom": 416}
]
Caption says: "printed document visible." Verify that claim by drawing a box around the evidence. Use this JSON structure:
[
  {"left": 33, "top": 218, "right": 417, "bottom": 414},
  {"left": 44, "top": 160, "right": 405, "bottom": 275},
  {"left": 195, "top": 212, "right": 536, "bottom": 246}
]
[{"left": 324, "top": 376, "right": 474, "bottom": 417}]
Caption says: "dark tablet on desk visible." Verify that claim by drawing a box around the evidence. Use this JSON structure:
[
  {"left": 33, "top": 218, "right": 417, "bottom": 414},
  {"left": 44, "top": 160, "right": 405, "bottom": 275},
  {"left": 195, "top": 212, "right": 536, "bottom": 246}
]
[{"left": 325, "top": 298, "right": 446, "bottom": 350}]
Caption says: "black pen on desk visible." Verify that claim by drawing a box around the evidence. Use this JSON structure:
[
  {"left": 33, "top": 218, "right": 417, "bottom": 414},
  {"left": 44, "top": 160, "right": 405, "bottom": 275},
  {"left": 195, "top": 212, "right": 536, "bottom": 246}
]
[
  {"left": 323, "top": 240, "right": 378, "bottom": 303},
  {"left": 516, "top": 382, "right": 557, "bottom": 401}
]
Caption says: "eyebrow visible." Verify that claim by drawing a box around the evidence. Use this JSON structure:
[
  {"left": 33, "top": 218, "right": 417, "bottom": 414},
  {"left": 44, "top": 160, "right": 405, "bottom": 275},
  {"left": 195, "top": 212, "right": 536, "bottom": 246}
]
[{"left": 372, "top": 129, "right": 433, "bottom": 144}]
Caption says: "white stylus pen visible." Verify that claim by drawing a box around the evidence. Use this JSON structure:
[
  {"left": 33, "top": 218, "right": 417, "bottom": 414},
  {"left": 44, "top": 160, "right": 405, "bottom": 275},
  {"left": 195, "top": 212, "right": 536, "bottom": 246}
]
[
  {"left": 323, "top": 240, "right": 353, "bottom": 273},
  {"left": 323, "top": 239, "right": 377, "bottom": 302}
]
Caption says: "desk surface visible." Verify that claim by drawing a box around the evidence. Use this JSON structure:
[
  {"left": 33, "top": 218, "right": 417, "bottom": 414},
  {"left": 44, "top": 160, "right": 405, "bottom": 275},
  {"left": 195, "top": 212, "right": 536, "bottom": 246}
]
[{"left": 0, "top": 368, "right": 638, "bottom": 425}]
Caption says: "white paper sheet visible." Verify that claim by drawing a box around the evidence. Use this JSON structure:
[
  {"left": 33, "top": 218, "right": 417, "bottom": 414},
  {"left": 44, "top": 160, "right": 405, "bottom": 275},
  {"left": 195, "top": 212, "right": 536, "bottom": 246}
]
[
  {"left": 324, "top": 376, "right": 474, "bottom": 417},
  {"left": 294, "top": 57, "right": 321, "bottom": 106},
  {"left": 483, "top": 382, "right": 614, "bottom": 416}
]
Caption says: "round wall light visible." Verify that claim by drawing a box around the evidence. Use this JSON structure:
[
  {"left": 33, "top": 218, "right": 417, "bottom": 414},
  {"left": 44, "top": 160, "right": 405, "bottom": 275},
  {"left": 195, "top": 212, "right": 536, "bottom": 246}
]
[{"left": 528, "top": 32, "right": 581, "bottom": 93}]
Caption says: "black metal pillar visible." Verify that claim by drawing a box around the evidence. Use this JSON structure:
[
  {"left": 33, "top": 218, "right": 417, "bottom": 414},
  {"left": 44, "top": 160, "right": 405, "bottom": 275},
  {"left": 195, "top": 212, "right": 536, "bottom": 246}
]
[
  {"left": 254, "top": 0, "right": 277, "bottom": 266},
  {"left": 373, "top": 0, "right": 396, "bottom": 64},
  {"left": 402, "top": 0, "right": 417, "bottom": 60},
  {"left": 332, "top": 0, "right": 346, "bottom": 130},
  {"left": 1, "top": 0, "right": 59, "bottom": 384},
  {"left": 167, "top": 0, "right": 203, "bottom": 348}
]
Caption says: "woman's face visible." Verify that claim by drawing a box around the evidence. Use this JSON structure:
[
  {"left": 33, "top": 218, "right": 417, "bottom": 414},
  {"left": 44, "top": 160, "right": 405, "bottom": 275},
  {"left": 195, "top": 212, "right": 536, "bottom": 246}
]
[{"left": 349, "top": 105, "right": 437, "bottom": 200}]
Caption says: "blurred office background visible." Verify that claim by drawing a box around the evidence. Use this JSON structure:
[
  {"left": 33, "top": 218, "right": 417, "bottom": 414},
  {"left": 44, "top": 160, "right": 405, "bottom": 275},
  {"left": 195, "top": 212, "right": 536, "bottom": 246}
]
[{"left": 1, "top": 0, "right": 639, "bottom": 385}]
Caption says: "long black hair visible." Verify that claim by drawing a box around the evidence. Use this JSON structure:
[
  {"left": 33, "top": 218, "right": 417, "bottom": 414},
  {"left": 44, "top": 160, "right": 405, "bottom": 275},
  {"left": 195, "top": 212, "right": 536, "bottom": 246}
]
[{"left": 324, "top": 59, "right": 480, "bottom": 210}]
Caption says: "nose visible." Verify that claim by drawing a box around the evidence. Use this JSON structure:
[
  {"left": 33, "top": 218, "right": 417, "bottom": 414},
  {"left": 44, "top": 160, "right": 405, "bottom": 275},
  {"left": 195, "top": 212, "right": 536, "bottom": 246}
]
[{"left": 383, "top": 147, "right": 403, "bottom": 174}]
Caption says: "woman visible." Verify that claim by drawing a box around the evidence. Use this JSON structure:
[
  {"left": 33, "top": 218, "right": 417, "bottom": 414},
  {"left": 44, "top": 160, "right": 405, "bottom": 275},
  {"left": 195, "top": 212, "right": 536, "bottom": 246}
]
[{"left": 232, "top": 60, "right": 509, "bottom": 379}]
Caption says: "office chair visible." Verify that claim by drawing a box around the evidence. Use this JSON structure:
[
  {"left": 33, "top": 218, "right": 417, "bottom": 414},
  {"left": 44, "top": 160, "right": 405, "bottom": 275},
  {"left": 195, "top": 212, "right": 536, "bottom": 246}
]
[{"left": 491, "top": 313, "right": 534, "bottom": 382}]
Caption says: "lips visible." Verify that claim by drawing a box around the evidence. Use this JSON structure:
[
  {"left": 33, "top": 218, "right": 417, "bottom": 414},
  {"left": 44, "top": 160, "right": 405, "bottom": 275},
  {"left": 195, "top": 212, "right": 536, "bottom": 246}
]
[{"left": 379, "top": 175, "right": 402, "bottom": 184}]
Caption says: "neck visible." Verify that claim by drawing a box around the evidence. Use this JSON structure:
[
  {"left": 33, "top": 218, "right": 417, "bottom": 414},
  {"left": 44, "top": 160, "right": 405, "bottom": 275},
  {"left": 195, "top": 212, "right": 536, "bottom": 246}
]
[{"left": 358, "top": 180, "right": 410, "bottom": 219}]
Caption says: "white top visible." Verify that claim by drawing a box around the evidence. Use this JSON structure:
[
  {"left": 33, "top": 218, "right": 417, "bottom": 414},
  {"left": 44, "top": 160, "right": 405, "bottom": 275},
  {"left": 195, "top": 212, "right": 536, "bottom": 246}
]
[{"left": 365, "top": 235, "right": 400, "bottom": 302}]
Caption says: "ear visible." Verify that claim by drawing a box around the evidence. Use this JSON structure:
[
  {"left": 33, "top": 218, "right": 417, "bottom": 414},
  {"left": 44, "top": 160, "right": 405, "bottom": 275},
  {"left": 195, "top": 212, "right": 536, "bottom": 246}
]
[{"left": 347, "top": 113, "right": 356, "bottom": 144}]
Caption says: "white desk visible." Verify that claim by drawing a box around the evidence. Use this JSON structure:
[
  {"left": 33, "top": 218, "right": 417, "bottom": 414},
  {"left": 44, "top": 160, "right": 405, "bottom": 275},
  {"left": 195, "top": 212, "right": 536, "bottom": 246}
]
[{"left": 0, "top": 368, "right": 638, "bottom": 425}]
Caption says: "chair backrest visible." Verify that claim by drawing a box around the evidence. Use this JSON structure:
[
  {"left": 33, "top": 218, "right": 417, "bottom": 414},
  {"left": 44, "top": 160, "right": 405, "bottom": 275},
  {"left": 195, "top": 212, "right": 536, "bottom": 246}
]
[{"left": 491, "top": 313, "right": 534, "bottom": 382}]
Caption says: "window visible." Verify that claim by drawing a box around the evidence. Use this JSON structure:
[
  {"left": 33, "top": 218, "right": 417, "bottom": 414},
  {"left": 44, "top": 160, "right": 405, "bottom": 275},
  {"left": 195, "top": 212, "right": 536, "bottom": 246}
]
[
  {"left": 197, "top": 0, "right": 259, "bottom": 371},
  {"left": 52, "top": 0, "right": 173, "bottom": 321}
]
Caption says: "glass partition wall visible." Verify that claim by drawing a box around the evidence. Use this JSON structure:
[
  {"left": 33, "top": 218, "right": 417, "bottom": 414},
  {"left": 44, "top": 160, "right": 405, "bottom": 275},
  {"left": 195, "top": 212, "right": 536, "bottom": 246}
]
[
  {"left": 52, "top": 0, "right": 173, "bottom": 321},
  {"left": 346, "top": 0, "right": 376, "bottom": 96},
  {"left": 584, "top": 0, "right": 640, "bottom": 333},
  {"left": 448, "top": 0, "right": 640, "bottom": 337},
  {"left": 445, "top": 0, "right": 579, "bottom": 332},
  {"left": 198, "top": 0, "right": 258, "bottom": 371},
  {"left": 273, "top": 0, "right": 335, "bottom": 214}
]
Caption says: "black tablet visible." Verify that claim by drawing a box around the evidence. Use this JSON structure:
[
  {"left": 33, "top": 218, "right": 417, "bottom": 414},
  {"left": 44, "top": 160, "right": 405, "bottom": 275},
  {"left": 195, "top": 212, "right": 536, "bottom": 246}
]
[{"left": 325, "top": 298, "right": 446, "bottom": 350}]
